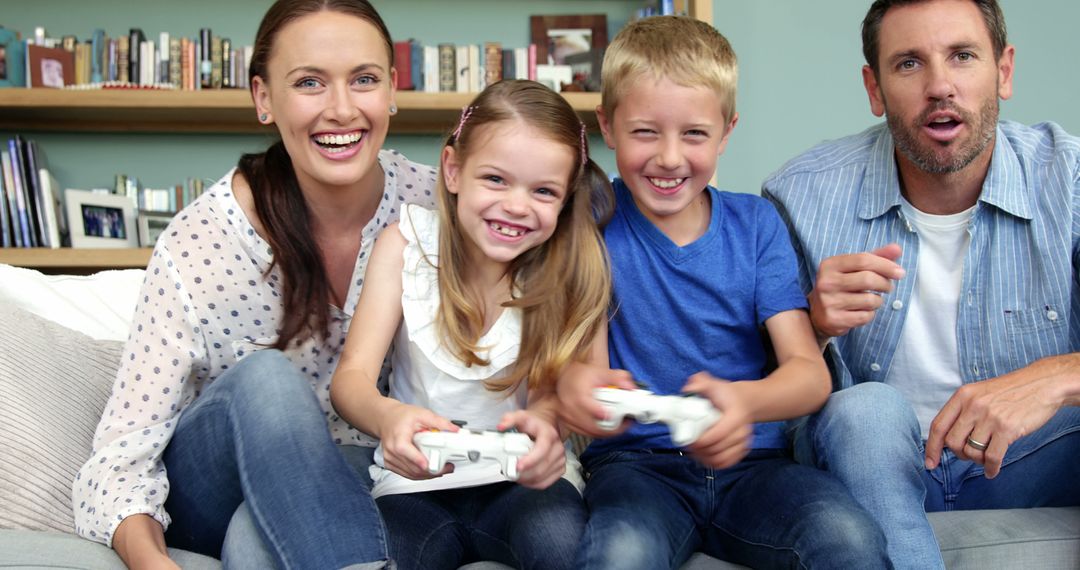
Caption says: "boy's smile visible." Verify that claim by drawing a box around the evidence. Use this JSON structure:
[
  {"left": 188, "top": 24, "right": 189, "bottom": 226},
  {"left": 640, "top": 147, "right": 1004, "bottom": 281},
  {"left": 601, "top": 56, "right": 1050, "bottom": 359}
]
[{"left": 598, "top": 74, "right": 736, "bottom": 241}]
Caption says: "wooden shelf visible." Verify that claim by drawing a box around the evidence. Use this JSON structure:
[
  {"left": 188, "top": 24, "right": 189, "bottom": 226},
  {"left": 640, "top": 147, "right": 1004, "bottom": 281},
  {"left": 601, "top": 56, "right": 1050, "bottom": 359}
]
[
  {"left": 0, "top": 89, "right": 602, "bottom": 134},
  {"left": 0, "top": 248, "right": 152, "bottom": 273}
]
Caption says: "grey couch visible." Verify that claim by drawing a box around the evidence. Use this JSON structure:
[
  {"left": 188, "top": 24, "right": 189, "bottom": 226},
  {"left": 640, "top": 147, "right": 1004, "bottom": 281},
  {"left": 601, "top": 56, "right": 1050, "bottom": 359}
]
[{"left": 1, "top": 265, "right": 1078, "bottom": 569}]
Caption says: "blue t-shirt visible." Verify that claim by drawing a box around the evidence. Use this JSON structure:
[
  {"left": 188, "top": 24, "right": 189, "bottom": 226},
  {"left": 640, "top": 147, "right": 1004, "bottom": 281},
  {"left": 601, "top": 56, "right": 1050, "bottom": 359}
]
[{"left": 585, "top": 179, "right": 808, "bottom": 457}]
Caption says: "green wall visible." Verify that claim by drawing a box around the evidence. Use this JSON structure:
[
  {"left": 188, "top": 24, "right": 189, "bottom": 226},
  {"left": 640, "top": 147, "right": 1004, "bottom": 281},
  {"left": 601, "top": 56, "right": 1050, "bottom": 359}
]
[{"left": 2, "top": 0, "right": 1078, "bottom": 196}]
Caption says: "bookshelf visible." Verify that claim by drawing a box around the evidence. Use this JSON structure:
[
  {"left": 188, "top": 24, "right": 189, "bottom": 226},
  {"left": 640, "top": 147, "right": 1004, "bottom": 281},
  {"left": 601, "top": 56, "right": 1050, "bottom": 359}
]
[
  {"left": 1, "top": 0, "right": 713, "bottom": 272},
  {"left": 0, "top": 247, "right": 151, "bottom": 273},
  {"left": 0, "top": 89, "right": 608, "bottom": 134}
]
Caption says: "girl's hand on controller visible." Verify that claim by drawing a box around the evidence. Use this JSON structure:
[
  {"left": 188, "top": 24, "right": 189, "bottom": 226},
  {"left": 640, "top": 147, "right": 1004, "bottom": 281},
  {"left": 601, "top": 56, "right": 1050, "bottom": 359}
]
[
  {"left": 499, "top": 410, "right": 564, "bottom": 489},
  {"left": 683, "top": 373, "right": 753, "bottom": 469},
  {"left": 380, "top": 403, "right": 458, "bottom": 480}
]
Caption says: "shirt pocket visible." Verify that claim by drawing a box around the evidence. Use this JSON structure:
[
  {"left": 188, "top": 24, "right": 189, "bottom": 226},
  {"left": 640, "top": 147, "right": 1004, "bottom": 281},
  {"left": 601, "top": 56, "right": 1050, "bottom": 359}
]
[{"left": 1003, "top": 304, "right": 1068, "bottom": 371}]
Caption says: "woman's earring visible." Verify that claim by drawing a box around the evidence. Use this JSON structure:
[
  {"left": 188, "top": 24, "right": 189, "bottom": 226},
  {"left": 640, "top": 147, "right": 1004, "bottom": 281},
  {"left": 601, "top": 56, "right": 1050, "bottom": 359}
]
[
  {"left": 389, "top": 103, "right": 398, "bottom": 115},
  {"left": 259, "top": 113, "right": 269, "bottom": 123}
]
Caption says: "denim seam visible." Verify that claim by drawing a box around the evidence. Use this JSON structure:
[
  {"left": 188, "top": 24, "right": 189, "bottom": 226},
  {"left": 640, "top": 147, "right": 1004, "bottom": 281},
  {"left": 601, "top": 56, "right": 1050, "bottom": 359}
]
[
  {"left": 469, "top": 527, "right": 521, "bottom": 569},
  {"left": 707, "top": 522, "right": 807, "bottom": 570},
  {"left": 414, "top": 520, "right": 464, "bottom": 568}
]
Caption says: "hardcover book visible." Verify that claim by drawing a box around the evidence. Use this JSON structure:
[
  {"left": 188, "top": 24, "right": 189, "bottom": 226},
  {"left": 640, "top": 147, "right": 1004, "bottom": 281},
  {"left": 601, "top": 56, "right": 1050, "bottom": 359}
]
[
  {"left": 484, "top": 42, "right": 502, "bottom": 88},
  {"left": 438, "top": 43, "right": 455, "bottom": 92},
  {"left": 0, "top": 151, "right": 20, "bottom": 247}
]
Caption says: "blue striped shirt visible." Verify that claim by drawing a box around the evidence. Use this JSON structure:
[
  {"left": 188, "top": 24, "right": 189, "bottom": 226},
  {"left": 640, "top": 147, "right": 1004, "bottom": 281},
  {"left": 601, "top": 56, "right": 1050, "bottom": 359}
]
[{"left": 762, "top": 121, "right": 1080, "bottom": 391}]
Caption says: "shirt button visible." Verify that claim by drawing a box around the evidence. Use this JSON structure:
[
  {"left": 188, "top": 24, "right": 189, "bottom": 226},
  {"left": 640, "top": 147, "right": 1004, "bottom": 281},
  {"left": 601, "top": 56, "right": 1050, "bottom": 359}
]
[
  {"left": 1047, "top": 310, "right": 1059, "bottom": 321},
  {"left": 870, "top": 363, "right": 881, "bottom": 372},
  {"left": 891, "top": 300, "right": 903, "bottom": 310}
]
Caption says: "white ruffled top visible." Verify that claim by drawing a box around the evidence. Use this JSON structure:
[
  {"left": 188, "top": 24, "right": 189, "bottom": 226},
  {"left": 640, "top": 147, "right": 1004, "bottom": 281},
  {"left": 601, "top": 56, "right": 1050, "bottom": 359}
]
[{"left": 370, "top": 205, "right": 583, "bottom": 497}]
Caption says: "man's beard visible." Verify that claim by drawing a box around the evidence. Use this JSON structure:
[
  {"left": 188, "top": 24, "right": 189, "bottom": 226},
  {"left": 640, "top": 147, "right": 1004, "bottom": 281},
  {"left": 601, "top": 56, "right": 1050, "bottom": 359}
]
[{"left": 887, "top": 98, "right": 998, "bottom": 174}]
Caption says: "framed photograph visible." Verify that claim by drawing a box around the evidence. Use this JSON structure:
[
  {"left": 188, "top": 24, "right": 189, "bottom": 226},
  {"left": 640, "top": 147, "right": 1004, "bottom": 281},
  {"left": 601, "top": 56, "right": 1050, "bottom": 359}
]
[
  {"left": 0, "top": 27, "right": 26, "bottom": 88},
  {"left": 64, "top": 189, "right": 138, "bottom": 248},
  {"left": 530, "top": 14, "right": 608, "bottom": 70},
  {"left": 26, "top": 43, "right": 74, "bottom": 88},
  {"left": 535, "top": 64, "right": 574, "bottom": 93},
  {"left": 137, "top": 210, "right": 174, "bottom": 247}
]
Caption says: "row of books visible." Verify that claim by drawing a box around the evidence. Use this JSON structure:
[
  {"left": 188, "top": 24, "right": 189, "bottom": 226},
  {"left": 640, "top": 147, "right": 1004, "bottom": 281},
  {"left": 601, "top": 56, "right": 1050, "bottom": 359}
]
[
  {"left": 0, "top": 136, "right": 64, "bottom": 248},
  {"left": 0, "top": 136, "right": 207, "bottom": 249},
  {"left": 113, "top": 174, "right": 207, "bottom": 214},
  {"left": 394, "top": 40, "right": 547, "bottom": 94},
  {"left": 0, "top": 26, "right": 252, "bottom": 90}
]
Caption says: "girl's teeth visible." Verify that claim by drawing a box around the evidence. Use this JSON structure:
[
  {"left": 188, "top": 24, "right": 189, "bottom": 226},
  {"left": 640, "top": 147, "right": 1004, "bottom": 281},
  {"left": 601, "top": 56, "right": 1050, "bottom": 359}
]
[{"left": 490, "top": 222, "right": 523, "bottom": 237}]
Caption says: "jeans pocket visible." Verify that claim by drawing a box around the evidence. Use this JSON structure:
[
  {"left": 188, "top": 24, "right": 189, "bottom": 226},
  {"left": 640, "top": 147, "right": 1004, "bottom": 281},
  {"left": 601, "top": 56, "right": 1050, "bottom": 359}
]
[{"left": 1003, "top": 304, "right": 1068, "bottom": 371}]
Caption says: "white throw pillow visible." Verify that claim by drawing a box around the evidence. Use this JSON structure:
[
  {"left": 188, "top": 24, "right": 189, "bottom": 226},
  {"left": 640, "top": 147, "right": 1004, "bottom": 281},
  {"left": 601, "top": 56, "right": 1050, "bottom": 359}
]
[
  {"left": 0, "top": 303, "right": 122, "bottom": 533},
  {"left": 0, "top": 264, "right": 144, "bottom": 341}
]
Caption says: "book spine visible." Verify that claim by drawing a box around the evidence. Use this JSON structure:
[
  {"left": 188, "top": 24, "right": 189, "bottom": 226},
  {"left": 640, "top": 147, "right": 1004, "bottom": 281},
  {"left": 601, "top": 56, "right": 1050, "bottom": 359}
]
[
  {"left": 128, "top": 28, "right": 143, "bottom": 85},
  {"left": 23, "top": 138, "right": 50, "bottom": 247},
  {"left": 469, "top": 44, "right": 480, "bottom": 92},
  {"left": 527, "top": 44, "right": 537, "bottom": 81},
  {"left": 484, "top": 42, "right": 502, "bottom": 87},
  {"left": 199, "top": 28, "right": 212, "bottom": 88},
  {"left": 211, "top": 36, "right": 223, "bottom": 88},
  {"left": 159, "top": 32, "right": 170, "bottom": 86},
  {"left": 0, "top": 151, "right": 9, "bottom": 248},
  {"left": 424, "top": 46, "right": 438, "bottom": 92},
  {"left": 117, "top": 36, "right": 129, "bottom": 83},
  {"left": 438, "top": 44, "right": 455, "bottom": 92},
  {"left": 501, "top": 48, "right": 514, "bottom": 82},
  {"left": 91, "top": 29, "right": 105, "bottom": 83},
  {"left": 455, "top": 45, "right": 468, "bottom": 93},
  {"left": 393, "top": 40, "right": 412, "bottom": 90},
  {"left": 0, "top": 151, "right": 20, "bottom": 248},
  {"left": 7, "top": 139, "right": 33, "bottom": 247},
  {"left": 169, "top": 38, "right": 181, "bottom": 87},
  {"left": 410, "top": 41, "right": 423, "bottom": 93},
  {"left": 223, "top": 39, "right": 233, "bottom": 88},
  {"left": 39, "top": 168, "right": 62, "bottom": 248}
]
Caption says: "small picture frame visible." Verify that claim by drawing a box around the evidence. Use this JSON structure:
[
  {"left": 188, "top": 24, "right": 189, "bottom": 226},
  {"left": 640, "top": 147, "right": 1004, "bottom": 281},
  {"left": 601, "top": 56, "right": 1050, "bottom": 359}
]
[
  {"left": 64, "top": 189, "right": 138, "bottom": 248},
  {"left": 137, "top": 210, "right": 174, "bottom": 247},
  {"left": 0, "top": 27, "right": 26, "bottom": 88},
  {"left": 530, "top": 14, "right": 608, "bottom": 70}
]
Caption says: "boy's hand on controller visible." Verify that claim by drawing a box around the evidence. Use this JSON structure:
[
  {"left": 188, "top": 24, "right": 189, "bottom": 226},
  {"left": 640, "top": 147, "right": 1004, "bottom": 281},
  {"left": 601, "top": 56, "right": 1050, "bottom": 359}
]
[
  {"left": 557, "top": 361, "right": 637, "bottom": 437},
  {"left": 683, "top": 373, "right": 752, "bottom": 469},
  {"left": 380, "top": 403, "right": 457, "bottom": 480},
  {"left": 499, "top": 410, "right": 564, "bottom": 489}
]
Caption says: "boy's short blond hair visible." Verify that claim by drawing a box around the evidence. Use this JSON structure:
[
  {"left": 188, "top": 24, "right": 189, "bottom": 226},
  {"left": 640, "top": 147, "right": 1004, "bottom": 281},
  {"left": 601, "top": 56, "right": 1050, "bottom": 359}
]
[{"left": 601, "top": 15, "right": 738, "bottom": 121}]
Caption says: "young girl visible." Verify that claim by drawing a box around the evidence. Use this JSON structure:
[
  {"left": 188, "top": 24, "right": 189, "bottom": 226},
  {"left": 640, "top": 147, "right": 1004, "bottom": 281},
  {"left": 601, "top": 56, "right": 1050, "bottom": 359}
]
[{"left": 330, "top": 80, "right": 613, "bottom": 570}]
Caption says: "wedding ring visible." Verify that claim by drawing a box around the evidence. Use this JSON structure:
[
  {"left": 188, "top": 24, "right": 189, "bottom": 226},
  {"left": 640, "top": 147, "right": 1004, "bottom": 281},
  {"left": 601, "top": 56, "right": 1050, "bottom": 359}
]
[{"left": 966, "top": 436, "right": 989, "bottom": 452}]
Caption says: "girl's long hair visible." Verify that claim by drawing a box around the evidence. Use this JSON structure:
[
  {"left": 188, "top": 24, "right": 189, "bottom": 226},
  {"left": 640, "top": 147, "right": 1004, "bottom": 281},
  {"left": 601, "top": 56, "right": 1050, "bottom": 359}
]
[
  {"left": 435, "top": 80, "right": 614, "bottom": 393},
  {"left": 238, "top": 0, "right": 393, "bottom": 350}
]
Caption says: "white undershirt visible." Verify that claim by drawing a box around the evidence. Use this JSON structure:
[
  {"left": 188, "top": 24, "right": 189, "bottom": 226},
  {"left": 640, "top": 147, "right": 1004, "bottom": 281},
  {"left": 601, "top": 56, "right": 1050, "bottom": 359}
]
[{"left": 886, "top": 198, "right": 976, "bottom": 438}]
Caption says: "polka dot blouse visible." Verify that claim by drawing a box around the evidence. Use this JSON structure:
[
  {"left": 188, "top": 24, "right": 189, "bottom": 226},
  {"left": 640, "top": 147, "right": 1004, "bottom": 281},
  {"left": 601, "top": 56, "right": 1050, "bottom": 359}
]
[{"left": 72, "top": 149, "right": 438, "bottom": 546}]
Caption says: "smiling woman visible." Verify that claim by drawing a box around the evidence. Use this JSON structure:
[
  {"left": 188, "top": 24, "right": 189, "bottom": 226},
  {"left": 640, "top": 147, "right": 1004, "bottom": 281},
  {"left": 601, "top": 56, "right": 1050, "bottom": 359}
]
[{"left": 70, "top": 1, "right": 438, "bottom": 568}]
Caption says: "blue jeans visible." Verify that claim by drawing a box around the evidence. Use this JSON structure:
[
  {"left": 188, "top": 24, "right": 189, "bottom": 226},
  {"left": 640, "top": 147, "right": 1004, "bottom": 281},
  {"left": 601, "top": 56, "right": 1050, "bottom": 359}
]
[
  {"left": 793, "top": 382, "right": 1080, "bottom": 570},
  {"left": 162, "top": 349, "right": 388, "bottom": 569},
  {"left": 578, "top": 448, "right": 890, "bottom": 570},
  {"left": 376, "top": 480, "right": 586, "bottom": 570}
]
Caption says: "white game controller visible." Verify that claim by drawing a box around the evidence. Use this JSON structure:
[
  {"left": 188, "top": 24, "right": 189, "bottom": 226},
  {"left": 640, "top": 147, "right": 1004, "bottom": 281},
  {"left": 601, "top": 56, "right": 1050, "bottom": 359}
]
[
  {"left": 413, "top": 426, "right": 534, "bottom": 481},
  {"left": 593, "top": 387, "right": 723, "bottom": 446}
]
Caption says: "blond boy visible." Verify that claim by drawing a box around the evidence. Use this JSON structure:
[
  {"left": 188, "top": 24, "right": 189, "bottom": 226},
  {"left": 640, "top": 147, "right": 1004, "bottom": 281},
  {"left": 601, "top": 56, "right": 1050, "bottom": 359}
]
[{"left": 557, "top": 16, "right": 888, "bottom": 569}]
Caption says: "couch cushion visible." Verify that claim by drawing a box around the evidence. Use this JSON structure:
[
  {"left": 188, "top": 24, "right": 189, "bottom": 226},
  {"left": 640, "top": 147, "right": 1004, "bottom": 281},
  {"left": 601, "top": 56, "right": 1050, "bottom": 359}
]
[
  {"left": 929, "top": 507, "right": 1080, "bottom": 569},
  {"left": 0, "top": 303, "right": 122, "bottom": 533},
  {"left": 0, "top": 529, "right": 220, "bottom": 569},
  {"left": 0, "top": 264, "right": 143, "bottom": 341}
]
